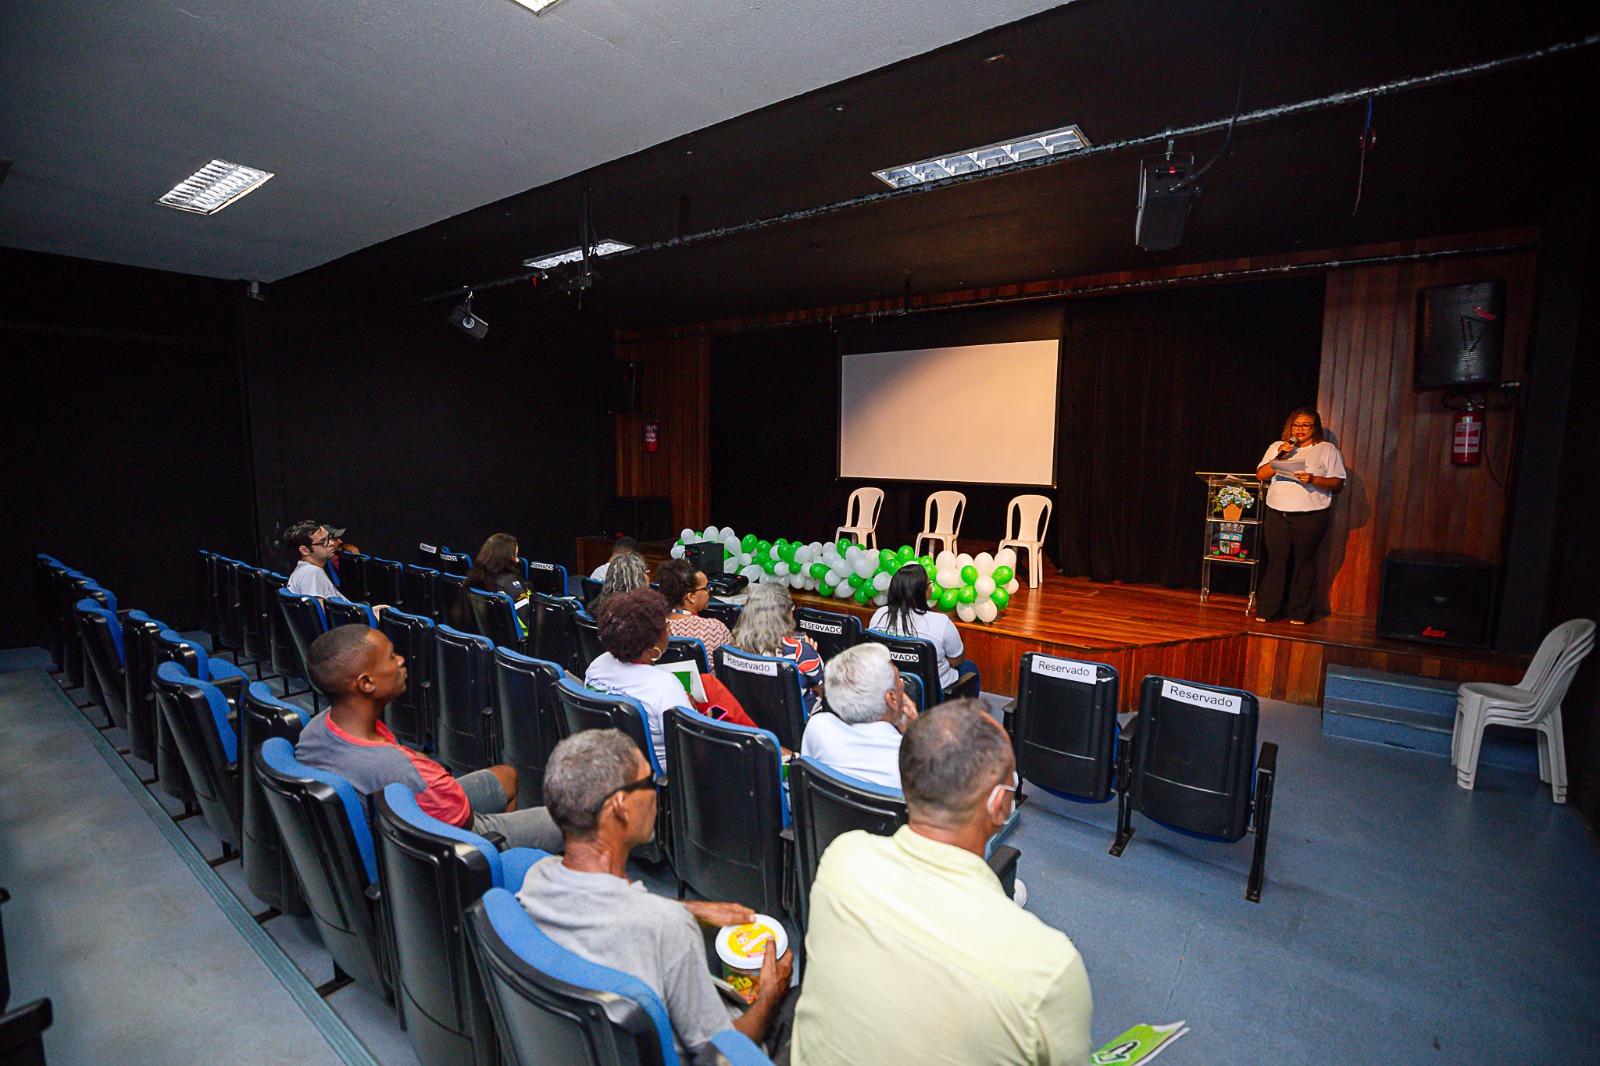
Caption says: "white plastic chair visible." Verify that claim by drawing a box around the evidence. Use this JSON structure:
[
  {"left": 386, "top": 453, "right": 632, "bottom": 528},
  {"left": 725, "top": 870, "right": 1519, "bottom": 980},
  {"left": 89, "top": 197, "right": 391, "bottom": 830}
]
[
  {"left": 836, "top": 487, "right": 885, "bottom": 549},
  {"left": 913, "top": 491, "right": 966, "bottom": 558},
  {"left": 1451, "top": 618, "right": 1594, "bottom": 803},
  {"left": 998, "top": 494, "right": 1053, "bottom": 589}
]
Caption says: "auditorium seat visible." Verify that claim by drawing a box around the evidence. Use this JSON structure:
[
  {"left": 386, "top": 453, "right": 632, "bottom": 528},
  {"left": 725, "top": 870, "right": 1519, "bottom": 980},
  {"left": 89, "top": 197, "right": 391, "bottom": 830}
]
[
  {"left": 153, "top": 662, "right": 243, "bottom": 857},
  {"left": 1010, "top": 653, "right": 1120, "bottom": 803},
  {"left": 57, "top": 570, "right": 111, "bottom": 693},
  {"left": 256, "top": 737, "right": 389, "bottom": 994},
  {"left": 553, "top": 678, "right": 668, "bottom": 864},
  {"left": 491, "top": 649, "right": 565, "bottom": 809},
  {"left": 324, "top": 598, "right": 378, "bottom": 629},
  {"left": 794, "top": 605, "right": 861, "bottom": 663},
  {"left": 152, "top": 630, "right": 214, "bottom": 808},
  {"left": 371, "top": 607, "right": 436, "bottom": 750},
  {"left": 434, "top": 626, "right": 497, "bottom": 775},
  {"left": 375, "top": 784, "right": 544, "bottom": 1066},
  {"left": 466, "top": 887, "right": 773, "bottom": 1066},
  {"left": 259, "top": 570, "right": 314, "bottom": 701},
  {"left": 663, "top": 708, "right": 787, "bottom": 918},
  {"left": 34, "top": 554, "right": 65, "bottom": 670},
  {"left": 195, "top": 549, "right": 220, "bottom": 649},
  {"left": 213, "top": 558, "right": 253, "bottom": 672},
  {"left": 417, "top": 542, "right": 445, "bottom": 569},
  {"left": 570, "top": 610, "right": 603, "bottom": 674},
  {"left": 578, "top": 576, "right": 603, "bottom": 611},
  {"left": 529, "top": 594, "right": 581, "bottom": 674},
  {"left": 1111, "top": 675, "right": 1278, "bottom": 903},
  {"left": 864, "top": 628, "right": 979, "bottom": 704},
  {"left": 659, "top": 636, "right": 709, "bottom": 675},
  {"left": 699, "top": 600, "right": 741, "bottom": 630},
  {"left": 335, "top": 553, "right": 371, "bottom": 604},
  {"left": 466, "top": 587, "right": 528, "bottom": 653},
  {"left": 365, "top": 556, "right": 405, "bottom": 609},
  {"left": 0, "top": 997, "right": 54, "bottom": 1066},
  {"left": 277, "top": 589, "right": 329, "bottom": 710},
  {"left": 237, "top": 566, "right": 277, "bottom": 680},
  {"left": 402, "top": 565, "right": 441, "bottom": 622},
  {"left": 73, "top": 599, "right": 126, "bottom": 731},
  {"left": 836, "top": 486, "right": 884, "bottom": 550},
  {"left": 434, "top": 572, "right": 470, "bottom": 631},
  {"left": 121, "top": 611, "right": 166, "bottom": 765},
  {"left": 713, "top": 646, "right": 808, "bottom": 752},
  {"left": 241, "top": 682, "right": 309, "bottom": 915},
  {"left": 522, "top": 559, "right": 568, "bottom": 598},
  {"left": 913, "top": 490, "right": 967, "bottom": 558},
  {"left": 438, "top": 550, "right": 472, "bottom": 577}
]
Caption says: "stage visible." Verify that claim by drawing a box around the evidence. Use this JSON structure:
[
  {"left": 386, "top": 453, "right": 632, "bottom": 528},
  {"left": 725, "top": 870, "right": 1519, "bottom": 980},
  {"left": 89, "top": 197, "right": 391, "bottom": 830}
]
[{"left": 586, "top": 539, "right": 1528, "bottom": 709}]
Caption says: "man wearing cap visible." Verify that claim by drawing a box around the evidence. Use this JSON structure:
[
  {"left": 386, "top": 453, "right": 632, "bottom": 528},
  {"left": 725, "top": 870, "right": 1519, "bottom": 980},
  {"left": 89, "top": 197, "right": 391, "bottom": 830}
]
[
  {"left": 282, "top": 520, "right": 340, "bottom": 601},
  {"left": 323, "top": 524, "right": 349, "bottom": 588}
]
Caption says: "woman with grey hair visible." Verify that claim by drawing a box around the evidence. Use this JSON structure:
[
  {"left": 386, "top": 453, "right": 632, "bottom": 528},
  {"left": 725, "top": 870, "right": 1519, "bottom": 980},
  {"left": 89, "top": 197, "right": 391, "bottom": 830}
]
[
  {"left": 730, "top": 582, "right": 825, "bottom": 710},
  {"left": 801, "top": 643, "right": 918, "bottom": 789},
  {"left": 591, "top": 550, "right": 648, "bottom": 615}
]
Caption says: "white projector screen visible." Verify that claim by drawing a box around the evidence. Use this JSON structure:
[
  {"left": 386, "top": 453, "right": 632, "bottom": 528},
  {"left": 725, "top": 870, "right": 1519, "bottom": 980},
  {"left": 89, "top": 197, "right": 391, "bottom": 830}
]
[{"left": 839, "top": 340, "right": 1059, "bottom": 485}]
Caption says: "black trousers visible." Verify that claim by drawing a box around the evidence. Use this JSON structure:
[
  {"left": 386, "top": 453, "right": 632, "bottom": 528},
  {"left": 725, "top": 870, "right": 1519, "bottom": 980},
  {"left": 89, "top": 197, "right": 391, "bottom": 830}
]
[{"left": 1258, "top": 507, "right": 1331, "bottom": 622}]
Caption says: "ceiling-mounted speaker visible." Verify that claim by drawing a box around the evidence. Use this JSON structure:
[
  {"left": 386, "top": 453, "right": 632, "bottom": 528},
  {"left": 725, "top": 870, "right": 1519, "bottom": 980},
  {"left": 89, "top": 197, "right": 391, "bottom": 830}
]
[
  {"left": 1136, "top": 153, "right": 1197, "bottom": 251},
  {"left": 1415, "top": 279, "right": 1506, "bottom": 390},
  {"left": 447, "top": 297, "right": 488, "bottom": 340}
]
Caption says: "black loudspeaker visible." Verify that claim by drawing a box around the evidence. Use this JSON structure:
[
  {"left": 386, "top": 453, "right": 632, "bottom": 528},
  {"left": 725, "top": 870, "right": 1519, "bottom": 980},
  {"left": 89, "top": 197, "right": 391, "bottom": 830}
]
[
  {"left": 1136, "top": 154, "right": 1198, "bottom": 252},
  {"left": 1376, "top": 550, "right": 1495, "bottom": 648},
  {"left": 609, "top": 360, "right": 643, "bottom": 414},
  {"left": 605, "top": 496, "right": 672, "bottom": 541},
  {"left": 1416, "top": 280, "right": 1505, "bottom": 389}
]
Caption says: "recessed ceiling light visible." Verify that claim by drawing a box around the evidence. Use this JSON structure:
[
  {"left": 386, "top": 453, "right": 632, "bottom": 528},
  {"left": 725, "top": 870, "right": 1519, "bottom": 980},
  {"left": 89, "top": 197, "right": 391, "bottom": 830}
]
[
  {"left": 157, "top": 159, "right": 274, "bottom": 215},
  {"left": 522, "top": 239, "right": 633, "bottom": 271},
  {"left": 872, "top": 124, "right": 1090, "bottom": 188},
  {"left": 508, "top": 0, "right": 575, "bottom": 14}
]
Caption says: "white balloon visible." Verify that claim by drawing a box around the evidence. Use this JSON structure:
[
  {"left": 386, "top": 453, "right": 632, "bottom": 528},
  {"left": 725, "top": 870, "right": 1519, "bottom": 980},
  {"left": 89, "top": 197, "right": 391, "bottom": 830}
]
[
  {"left": 739, "top": 552, "right": 753, "bottom": 566},
  {"left": 872, "top": 572, "right": 891, "bottom": 592},
  {"left": 956, "top": 553, "right": 974, "bottom": 571},
  {"left": 956, "top": 603, "right": 977, "bottom": 622},
  {"left": 995, "top": 547, "right": 1018, "bottom": 569},
  {"left": 775, "top": 561, "right": 790, "bottom": 576},
  {"left": 936, "top": 567, "right": 961, "bottom": 590},
  {"left": 790, "top": 574, "right": 805, "bottom": 589},
  {"left": 1006, "top": 579, "right": 1020, "bottom": 595},
  {"left": 936, "top": 550, "right": 956, "bottom": 568},
  {"left": 855, "top": 557, "right": 877, "bottom": 579},
  {"left": 873, "top": 593, "right": 888, "bottom": 607},
  {"left": 723, "top": 558, "right": 739, "bottom": 574},
  {"left": 835, "top": 584, "right": 854, "bottom": 599},
  {"left": 669, "top": 544, "right": 685, "bottom": 559},
  {"left": 723, "top": 536, "right": 740, "bottom": 554},
  {"left": 680, "top": 528, "right": 695, "bottom": 543},
  {"left": 703, "top": 525, "right": 719, "bottom": 541},
  {"left": 975, "top": 552, "right": 995, "bottom": 576},
  {"left": 975, "top": 599, "right": 998, "bottom": 623},
  {"left": 975, "top": 576, "right": 996, "bottom": 598}
]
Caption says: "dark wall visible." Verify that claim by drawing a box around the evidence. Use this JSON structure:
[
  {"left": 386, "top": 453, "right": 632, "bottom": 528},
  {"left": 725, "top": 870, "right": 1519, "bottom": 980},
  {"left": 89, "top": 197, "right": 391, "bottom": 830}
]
[
  {"left": 251, "top": 283, "right": 614, "bottom": 574},
  {"left": 0, "top": 249, "right": 255, "bottom": 642}
]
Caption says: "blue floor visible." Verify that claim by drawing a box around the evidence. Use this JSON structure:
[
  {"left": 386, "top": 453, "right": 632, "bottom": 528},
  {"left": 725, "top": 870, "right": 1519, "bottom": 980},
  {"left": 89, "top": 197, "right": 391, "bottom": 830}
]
[{"left": 3, "top": 653, "right": 1597, "bottom": 1064}]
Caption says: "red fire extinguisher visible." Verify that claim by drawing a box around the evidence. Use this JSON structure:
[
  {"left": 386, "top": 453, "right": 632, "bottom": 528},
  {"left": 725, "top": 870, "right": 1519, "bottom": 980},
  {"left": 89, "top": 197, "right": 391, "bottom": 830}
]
[
  {"left": 644, "top": 419, "right": 659, "bottom": 453},
  {"left": 1451, "top": 404, "right": 1483, "bottom": 466}
]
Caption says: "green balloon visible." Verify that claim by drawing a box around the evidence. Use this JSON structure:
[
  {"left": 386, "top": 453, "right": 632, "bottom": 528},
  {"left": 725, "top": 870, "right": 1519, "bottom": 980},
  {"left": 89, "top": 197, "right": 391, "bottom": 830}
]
[
  {"left": 741, "top": 533, "right": 757, "bottom": 552},
  {"left": 917, "top": 556, "right": 934, "bottom": 569},
  {"left": 938, "top": 588, "right": 960, "bottom": 611},
  {"left": 991, "top": 588, "right": 1010, "bottom": 610},
  {"left": 809, "top": 562, "right": 829, "bottom": 579},
  {"left": 723, "top": 547, "right": 732, "bottom": 560},
  {"left": 897, "top": 545, "right": 914, "bottom": 562},
  {"left": 957, "top": 585, "right": 978, "bottom": 604},
  {"left": 848, "top": 573, "right": 865, "bottom": 589},
  {"left": 885, "top": 558, "right": 902, "bottom": 575},
  {"left": 854, "top": 586, "right": 872, "bottom": 604},
  {"left": 922, "top": 562, "right": 937, "bottom": 578},
  {"left": 757, "top": 539, "right": 771, "bottom": 554},
  {"left": 837, "top": 538, "right": 853, "bottom": 555},
  {"left": 960, "top": 565, "right": 978, "bottom": 584},
  {"left": 992, "top": 565, "right": 1014, "bottom": 585},
  {"left": 821, "top": 583, "right": 835, "bottom": 598},
  {"left": 929, "top": 581, "right": 945, "bottom": 601},
  {"left": 878, "top": 549, "right": 896, "bottom": 569},
  {"left": 761, "top": 558, "right": 777, "bottom": 574}
]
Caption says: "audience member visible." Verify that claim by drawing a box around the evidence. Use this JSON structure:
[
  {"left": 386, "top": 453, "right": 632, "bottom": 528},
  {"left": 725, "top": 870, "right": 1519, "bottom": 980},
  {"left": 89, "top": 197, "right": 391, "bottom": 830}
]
[
  {"left": 792, "top": 699, "right": 1091, "bottom": 1066},
  {"left": 656, "top": 558, "right": 733, "bottom": 657},
  {"left": 592, "top": 551, "right": 649, "bottom": 615},
  {"left": 466, "top": 533, "right": 531, "bottom": 624},
  {"left": 583, "top": 588, "right": 692, "bottom": 767},
  {"left": 517, "top": 729, "right": 794, "bottom": 1061},
  {"left": 282, "top": 520, "right": 340, "bottom": 600},
  {"left": 730, "top": 583, "right": 823, "bottom": 710},
  {"left": 589, "top": 535, "right": 638, "bottom": 581},
  {"left": 801, "top": 643, "right": 916, "bottom": 789},
  {"left": 294, "top": 625, "right": 561, "bottom": 851},
  {"left": 869, "top": 565, "right": 978, "bottom": 694}
]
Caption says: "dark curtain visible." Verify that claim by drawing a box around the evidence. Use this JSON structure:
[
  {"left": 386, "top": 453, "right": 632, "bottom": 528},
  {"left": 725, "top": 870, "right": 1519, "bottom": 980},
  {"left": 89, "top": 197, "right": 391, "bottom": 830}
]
[{"left": 1056, "top": 277, "right": 1325, "bottom": 588}]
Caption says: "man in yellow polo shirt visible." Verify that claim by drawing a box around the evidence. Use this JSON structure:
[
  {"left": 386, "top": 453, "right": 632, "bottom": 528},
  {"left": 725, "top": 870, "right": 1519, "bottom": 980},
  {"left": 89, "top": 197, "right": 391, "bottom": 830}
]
[{"left": 792, "top": 699, "right": 1093, "bottom": 1065}]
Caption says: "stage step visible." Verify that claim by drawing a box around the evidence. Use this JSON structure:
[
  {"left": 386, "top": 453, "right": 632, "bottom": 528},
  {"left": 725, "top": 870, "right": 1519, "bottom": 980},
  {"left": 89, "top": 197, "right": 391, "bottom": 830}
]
[{"left": 1321, "top": 665, "right": 1538, "bottom": 773}]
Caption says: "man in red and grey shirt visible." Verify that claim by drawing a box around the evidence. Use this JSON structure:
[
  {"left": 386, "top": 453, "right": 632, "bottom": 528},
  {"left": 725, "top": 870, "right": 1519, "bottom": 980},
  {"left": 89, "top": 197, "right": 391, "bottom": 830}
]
[{"left": 294, "top": 624, "right": 561, "bottom": 851}]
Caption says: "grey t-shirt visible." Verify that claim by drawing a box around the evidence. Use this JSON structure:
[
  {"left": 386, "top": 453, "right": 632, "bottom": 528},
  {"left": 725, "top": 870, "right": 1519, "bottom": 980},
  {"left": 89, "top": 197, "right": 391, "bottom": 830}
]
[
  {"left": 288, "top": 560, "right": 340, "bottom": 600},
  {"left": 515, "top": 856, "right": 736, "bottom": 1062}
]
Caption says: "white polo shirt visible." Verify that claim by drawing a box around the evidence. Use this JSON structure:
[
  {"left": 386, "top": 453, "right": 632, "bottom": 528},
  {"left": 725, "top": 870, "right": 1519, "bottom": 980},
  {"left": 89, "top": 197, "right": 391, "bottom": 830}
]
[
  {"left": 1259, "top": 440, "right": 1347, "bottom": 512},
  {"left": 869, "top": 606, "right": 965, "bottom": 690},
  {"left": 800, "top": 713, "right": 903, "bottom": 790}
]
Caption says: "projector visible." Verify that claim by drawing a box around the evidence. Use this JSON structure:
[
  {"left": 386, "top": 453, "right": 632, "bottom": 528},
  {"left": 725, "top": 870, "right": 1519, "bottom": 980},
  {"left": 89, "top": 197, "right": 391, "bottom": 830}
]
[
  {"left": 447, "top": 300, "right": 489, "bottom": 341},
  {"left": 1136, "top": 153, "right": 1198, "bottom": 251}
]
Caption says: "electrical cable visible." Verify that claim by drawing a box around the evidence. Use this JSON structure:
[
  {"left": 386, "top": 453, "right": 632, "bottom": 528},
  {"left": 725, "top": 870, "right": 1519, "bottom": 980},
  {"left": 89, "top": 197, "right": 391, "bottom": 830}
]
[{"left": 1173, "top": 0, "right": 1268, "bottom": 192}]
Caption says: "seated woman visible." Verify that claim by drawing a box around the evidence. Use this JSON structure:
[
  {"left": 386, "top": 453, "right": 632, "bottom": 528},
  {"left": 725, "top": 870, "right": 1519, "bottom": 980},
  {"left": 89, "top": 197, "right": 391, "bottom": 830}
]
[
  {"left": 730, "top": 582, "right": 824, "bottom": 711},
  {"left": 465, "top": 532, "right": 532, "bottom": 632},
  {"left": 655, "top": 558, "right": 733, "bottom": 657},
  {"left": 869, "top": 566, "right": 979, "bottom": 695},
  {"left": 591, "top": 551, "right": 648, "bottom": 616}
]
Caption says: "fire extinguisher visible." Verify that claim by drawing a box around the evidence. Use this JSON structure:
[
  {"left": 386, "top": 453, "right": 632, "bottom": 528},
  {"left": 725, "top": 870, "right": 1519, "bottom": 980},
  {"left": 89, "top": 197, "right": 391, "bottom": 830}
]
[
  {"left": 1451, "top": 403, "right": 1483, "bottom": 466},
  {"left": 644, "top": 419, "right": 659, "bottom": 453}
]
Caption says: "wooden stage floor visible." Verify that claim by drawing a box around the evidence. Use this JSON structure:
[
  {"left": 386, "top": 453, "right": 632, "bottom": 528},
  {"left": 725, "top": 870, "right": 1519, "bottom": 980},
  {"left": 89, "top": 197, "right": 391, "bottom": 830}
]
[{"left": 630, "top": 544, "right": 1527, "bottom": 708}]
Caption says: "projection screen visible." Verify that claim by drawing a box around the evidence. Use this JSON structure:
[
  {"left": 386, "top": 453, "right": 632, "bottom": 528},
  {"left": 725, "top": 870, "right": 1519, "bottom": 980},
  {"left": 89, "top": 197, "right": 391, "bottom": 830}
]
[{"left": 838, "top": 340, "right": 1059, "bottom": 485}]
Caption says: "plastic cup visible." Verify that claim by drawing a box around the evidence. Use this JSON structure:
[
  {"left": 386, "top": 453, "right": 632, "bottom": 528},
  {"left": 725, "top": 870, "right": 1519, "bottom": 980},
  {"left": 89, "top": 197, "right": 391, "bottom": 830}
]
[{"left": 714, "top": 915, "right": 788, "bottom": 1004}]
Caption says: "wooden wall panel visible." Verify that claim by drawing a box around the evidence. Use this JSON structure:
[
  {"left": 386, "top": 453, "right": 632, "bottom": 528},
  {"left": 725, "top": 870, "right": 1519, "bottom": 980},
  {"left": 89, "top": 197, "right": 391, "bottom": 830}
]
[{"left": 613, "top": 335, "right": 711, "bottom": 533}]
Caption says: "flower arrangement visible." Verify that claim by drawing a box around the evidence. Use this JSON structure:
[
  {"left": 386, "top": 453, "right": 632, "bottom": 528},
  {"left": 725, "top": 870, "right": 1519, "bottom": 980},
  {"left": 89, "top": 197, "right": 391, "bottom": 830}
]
[{"left": 1212, "top": 483, "right": 1255, "bottom": 521}]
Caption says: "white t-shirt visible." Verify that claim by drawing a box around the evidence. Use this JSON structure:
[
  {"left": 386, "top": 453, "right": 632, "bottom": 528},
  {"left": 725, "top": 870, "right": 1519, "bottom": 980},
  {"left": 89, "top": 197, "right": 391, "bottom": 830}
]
[
  {"left": 589, "top": 562, "right": 610, "bottom": 581},
  {"left": 583, "top": 652, "right": 692, "bottom": 768},
  {"left": 801, "top": 713, "right": 903, "bottom": 790},
  {"left": 287, "top": 560, "right": 340, "bottom": 600},
  {"left": 1259, "top": 439, "right": 1347, "bottom": 512},
  {"left": 869, "top": 607, "right": 964, "bottom": 690}
]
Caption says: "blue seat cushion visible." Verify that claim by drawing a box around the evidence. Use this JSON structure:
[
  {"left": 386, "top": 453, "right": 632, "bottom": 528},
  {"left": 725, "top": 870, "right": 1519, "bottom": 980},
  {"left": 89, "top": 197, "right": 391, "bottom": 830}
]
[
  {"left": 381, "top": 783, "right": 503, "bottom": 884},
  {"left": 76, "top": 599, "right": 124, "bottom": 664},
  {"left": 259, "top": 737, "right": 377, "bottom": 884},
  {"left": 157, "top": 629, "right": 209, "bottom": 681},
  {"left": 157, "top": 661, "right": 238, "bottom": 763},
  {"left": 247, "top": 681, "right": 309, "bottom": 726}
]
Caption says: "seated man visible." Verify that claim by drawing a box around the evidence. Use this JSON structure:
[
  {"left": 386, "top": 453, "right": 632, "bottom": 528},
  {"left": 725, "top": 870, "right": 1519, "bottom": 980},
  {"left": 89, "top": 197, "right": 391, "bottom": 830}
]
[
  {"left": 589, "top": 535, "right": 637, "bottom": 582},
  {"left": 281, "top": 520, "right": 340, "bottom": 601},
  {"left": 517, "top": 729, "right": 795, "bottom": 1063},
  {"left": 294, "top": 625, "right": 560, "bottom": 851},
  {"left": 801, "top": 642, "right": 917, "bottom": 789},
  {"left": 792, "top": 699, "right": 1092, "bottom": 1066}
]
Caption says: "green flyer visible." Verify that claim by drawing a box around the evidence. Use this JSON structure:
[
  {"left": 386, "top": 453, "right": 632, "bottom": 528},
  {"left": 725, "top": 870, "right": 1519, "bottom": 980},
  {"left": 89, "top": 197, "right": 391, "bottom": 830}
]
[{"left": 1091, "top": 1021, "right": 1190, "bottom": 1064}]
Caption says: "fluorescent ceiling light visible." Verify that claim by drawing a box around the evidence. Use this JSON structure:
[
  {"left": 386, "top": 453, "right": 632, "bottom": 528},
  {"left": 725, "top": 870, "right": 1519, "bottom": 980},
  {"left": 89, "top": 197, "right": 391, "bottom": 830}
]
[
  {"left": 522, "top": 240, "right": 633, "bottom": 270},
  {"left": 508, "top": 0, "right": 575, "bottom": 14},
  {"left": 873, "top": 124, "right": 1090, "bottom": 188},
  {"left": 158, "top": 160, "right": 274, "bottom": 215}
]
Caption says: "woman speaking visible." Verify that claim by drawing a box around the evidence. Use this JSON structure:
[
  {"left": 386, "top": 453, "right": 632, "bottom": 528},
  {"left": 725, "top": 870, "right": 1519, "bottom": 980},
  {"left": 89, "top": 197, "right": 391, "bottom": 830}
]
[{"left": 1255, "top": 408, "right": 1346, "bottom": 625}]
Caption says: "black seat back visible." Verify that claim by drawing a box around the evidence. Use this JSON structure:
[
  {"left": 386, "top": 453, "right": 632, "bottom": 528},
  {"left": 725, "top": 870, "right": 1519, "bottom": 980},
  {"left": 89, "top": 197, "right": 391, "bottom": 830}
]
[
  {"left": 418, "top": 542, "right": 444, "bottom": 569},
  {"left": 435, "top": 572, "right": 470, "bottom": 631},
  {"left": 404, "top": 565, "right": 441, "bottom": 621},
  {"left": 277, "top": 590, "right": 329, "bottom": 691},
  {"left": 864, "top": 629, "right": 944, "bottom": 705},
  {"left": 664, "top": 709, "right": 786, "bottom": 917},
  {"left": 699, "top": 600, "right": 741, "bottom": 629},
  {"left": 1131, "top": 676, "right": 1260, "bottom": 841},
  {"left": 491, "top": 649, "right": 565, "bottom": 808},
  {"left": 153, "top": 663, "right": 242, "bottom": 849},
  {"left": 467, "top": 588, "right": 526, "bottom": 650},
  {"left": 789, "top": 756, "right": 907, "bottom": 930},
  {"left": 152, "top": 630, "right": 209, "bottom": 805},
  {"left": 570, "top": 612, "right": 603, "bottom": 675},
  {"left": 324, "top": 598, "right": 378, "bottom": 629},
  {"left": 121, "top": 611, "right": 166, "bottom": 764},
  {"left": 365, "top": 556, "right": 404, "bottom": 608},
  {"left": 712, "top": 646, "right": 808, "bottom": 751},
  {"left": 553, "top": 679, "right": 657, "bottom": 774},
  {"left": 36, "top": 555, "right": 67, "bottom": 669},
  {"left": 220, "top": 558, "right": 256, "bottom": 657},
  {"left": 238, "top": 566, "right": 275, "bottom": 667},
  {"left": 336, "top": 553, "right": 371, "bottom": 604},
  {"left": 257, "top": 571, "right": 302, "bottom": 683},
  {"left": 1013, "top": 653, "right": 1120, "bottom": 802},
  {"left": 434, "top": 625, "right": 497, "bottom": 775},
  {"left": 74, "top": 599, "right": 126, "bottom": 729},
  {"left": 531, "top": 595, "right": 580, "bottom": 674},
  {"left": 794, "top": 606, "right": 862, "bottom": 662},
  {"left": 195, "top": 549, "right": 220, "bottom": 647},
  {"left": 578, "top": 576, "right": 604, "bottom": 611},
  {"left": 241, "top": 683, "right": 309, "bottom": 914},
  {"left": 522, "top": 560, "right": 567, "bottom": 598},
  {"left": 438, "top": 550, "right": 473, "bottom": 577},
  {"left": 659, "top": 637, "right": 709, "bottom": 675},
  {"left": 256, "top": 737, "right": 386, "bottom": 991},
  {"left": 377, "top": 608, "right": 438, "bottom": 749}
]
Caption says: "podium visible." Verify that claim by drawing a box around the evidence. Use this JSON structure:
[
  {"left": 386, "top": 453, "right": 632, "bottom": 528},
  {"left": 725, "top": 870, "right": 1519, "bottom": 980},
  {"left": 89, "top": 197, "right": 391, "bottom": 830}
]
[{"left": 1195, "top": 472, "right": 1263, "bottom": 615}]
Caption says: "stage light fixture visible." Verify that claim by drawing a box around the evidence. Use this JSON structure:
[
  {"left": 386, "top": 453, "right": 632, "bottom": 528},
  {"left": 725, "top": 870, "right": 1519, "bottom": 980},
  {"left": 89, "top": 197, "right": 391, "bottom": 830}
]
[
  {"left": 158, "top": 159, "right": 274, "bottom": 215},
  {"left": 872, "top": 124, "right": 1089, "bottom": 188},
  {"left": 447, "top": 292, "right": 488, "bottom": 341},
  {"left": 522, "top": 239, "right": 633, "bottom": 271}
]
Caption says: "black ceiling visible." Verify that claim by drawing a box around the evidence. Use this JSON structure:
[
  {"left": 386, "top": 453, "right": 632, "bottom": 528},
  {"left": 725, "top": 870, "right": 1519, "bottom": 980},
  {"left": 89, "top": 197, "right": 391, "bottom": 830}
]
[{"left": 282, "top": 0, "right": 1600, "bottom": 329}]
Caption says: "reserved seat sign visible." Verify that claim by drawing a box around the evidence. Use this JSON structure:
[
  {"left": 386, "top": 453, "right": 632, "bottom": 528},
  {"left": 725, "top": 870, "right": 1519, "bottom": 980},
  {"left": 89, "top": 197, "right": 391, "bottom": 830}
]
[
  {"left": 1162, "top": 679, "right": 1241, "bottom": 714},
  {"left": 1031, "top": 656, "right": 1100, "bottom": 685}
]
